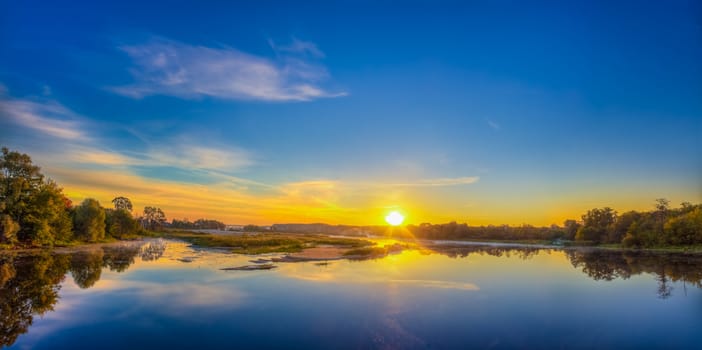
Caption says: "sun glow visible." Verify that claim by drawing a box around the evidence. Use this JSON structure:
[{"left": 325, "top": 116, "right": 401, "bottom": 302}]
[{"left": 385, "top": 211, "right": 405, "bottom": 226}]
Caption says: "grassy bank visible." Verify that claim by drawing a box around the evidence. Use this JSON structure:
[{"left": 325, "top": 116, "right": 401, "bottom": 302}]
[{"left": 159, "top": 230, "right": 374, "bottom": 254}]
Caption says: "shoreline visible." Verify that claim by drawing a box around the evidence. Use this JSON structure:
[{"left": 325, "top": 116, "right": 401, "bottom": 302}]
[
  {"left": 2, "top": 234, "right": 702, "bottom": 258},
  {"left": 0, "top": 238, "right": 151, "bottom": 255}
]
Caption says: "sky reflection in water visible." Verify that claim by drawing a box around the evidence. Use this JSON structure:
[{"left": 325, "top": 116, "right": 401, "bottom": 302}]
[{"left": 2, "top": 239, "right": 702, "bottom": 349}]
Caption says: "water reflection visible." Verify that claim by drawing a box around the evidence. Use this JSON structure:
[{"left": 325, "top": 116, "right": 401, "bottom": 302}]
[
  {"left": 139, "top": 240, "right": 166, "bottom": 261},
  {"left": 428, "top": 244, "right": 543, "bottom": 260},
  {"left": 428, "top": 244, "right": 702, "bottom": 299},
  {"left": 0, "top": 253, "right": 69, "bottom": 347},
  {"left": 565, "top": 249, "right": 702, "bottom": 298},
  {"left": 1, "top": 241, "right": 701, "bottom": 348},
  {"left": 0, "top": 242, "right": 149, "bottom": 347}
]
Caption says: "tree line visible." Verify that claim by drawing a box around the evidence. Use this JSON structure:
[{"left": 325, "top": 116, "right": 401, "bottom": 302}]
[
  {"left": 0, "top": 147, "right": 169, "bottom": 247},
  {"left": 2, "top": 146, "right": 699, "bottom": 248},
  {"left": 404, "top": 199, "right": 701, "bottom": 247},
  {"left": 565, "top": 199, "right": 702, "bottom": 247},
  {"left": 170, "top": 218, "right": 226, "bottom": 230}
]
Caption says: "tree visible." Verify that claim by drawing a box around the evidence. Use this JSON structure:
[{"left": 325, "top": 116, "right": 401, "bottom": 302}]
[
  {"left": 111, "top": 196, "right": 133, "bottom": 212},
  {"left": 0, "top": 213, "right": 19, "bottom": 245},
  {"left": 21, "top": 180, "right": 73, "bottom": 245},
  {"left": 1, "top": 148, "right": 72, "bottom": 246},
  {"left": 73, "top": 199, "right": 106, "bottom": 242},
  {"left": 655, "top": 198, "right": 670, "bottom": 212},
  {"left": 105, "top": 208, "right": 138, "bottom": 238},
  {"left": 563, "top": 219, "right": 580, "bottom": 240},
  {"left": 576, "top": 207, "right": 617, "bottom": 243},
  {"left": 142, "top": 206, "right": 166, "bottom": 231},
  {"left": 243, "top": 224, "right": 263, "bottom": 232},
  {"left": 610, "top": 211, "right": 640, "bottom": 244},
  {"left": 664, "top": 207, "right": 702, "bottom": 245},
  {"left": 0, "top": 148, "right": 44, "bottom": 226}
]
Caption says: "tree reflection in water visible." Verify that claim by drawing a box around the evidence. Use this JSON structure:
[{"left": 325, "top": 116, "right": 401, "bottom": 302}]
[
  {"left": 431, "top": 244, "right": 702, "bottom": 299},
  {"left": 1, "top": 241, "right": 701, "bottom": 347},
  {"left": 0, "top": 242, "right": 151, "bottom": 347},
  {"left": 0, "top": 252, "right": 69, "bottom": 347},
  {"left": 139, "top": 239, "right": 166, "bottom": 261}
]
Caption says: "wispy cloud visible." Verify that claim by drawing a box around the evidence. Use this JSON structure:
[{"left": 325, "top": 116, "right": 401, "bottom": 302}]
[
  {"left": 389, "top": 176, "right": 480, "bottom": 187},
  {"left": 0, "top": 95, "right": 88, "bottom": 140},
  {"left": 147, "top": 145, "right": 253, "bottom": 172},
  {"left": 1, "top": 85, "right": 483, "bottom": 226},
  {"left": 269, "top": 37, "right": 325, "bottom": 58},
  {"left": 65, "top": 144, "right": 254, "bottom": 174},
  {"left": 111, "top": 37, "right": 346, "bottom": 101},
  {"left": 1, "top": 88, "right": 256, "bottom": 191}
]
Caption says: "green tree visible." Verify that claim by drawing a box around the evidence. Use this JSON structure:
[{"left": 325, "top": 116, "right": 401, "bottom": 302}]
[
  {"left": 1, "top": 148, "right": 72, "bottom": 246},
  {"left": 142, "top": 206, "right": 166, "bottom": 231},
  {"left": 622, "top": 212, "right": 662, "bottom": 247},
  {"left": 0, "top": 213, "right": 19, "bottom": 245},
  {"left": 575, "top": 207, "right": 617, "bottom": 243},
  {"left": 105, "top": 208, "right": 139, "bottom": 238},
  {"left": 664, "top": 207, "right": 702, "bottom": 245},
  {"left": 610, "top": 211, "right": 641, "bottom": 244},
  {"left": 563, "top": 219, "right": 580, "bottom": 240},
  {"left": 21, "top": 180, "right": 73, "bottom": 245},
  {"left": 73, "top": 199, "right": 106, "bottom": 242},
  {"left": 111, "top": 196, "right": 133, "bottom": 212},
  {"left": 655, "top": 198, "right": 670, "bottom": 212},
  {"left": 0, "top": 147, "right": 44, "bottom": 226}
]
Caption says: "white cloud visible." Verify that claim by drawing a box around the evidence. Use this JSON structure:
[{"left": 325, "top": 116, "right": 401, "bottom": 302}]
[
  {"left": 1, "top": 89, "right": 255, "bottom": 180},
  {"left": 111, "top": 37, "right": 346, "bottom": 101},
  {"left": 144, "top": 144, "right": 254, "bottom": 172},
  {"left": 0, "top": 97, "right": 88, "bottom": 140},
  {"left": 486, "top": 119, "right": 500, "bottom": 130}
]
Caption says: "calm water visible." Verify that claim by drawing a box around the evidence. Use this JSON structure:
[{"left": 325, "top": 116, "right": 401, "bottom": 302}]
[{"left": 2, "top": 239, "right": 701, "bottom": 349}]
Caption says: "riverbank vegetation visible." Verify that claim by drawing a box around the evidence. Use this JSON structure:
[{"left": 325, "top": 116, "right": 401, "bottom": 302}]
[
  {"left": 2, "top": 147, "right": 700, "bottom": 251},
  {"left": 400, "top": 200, "right": 702, "bottom": 249},
  {"left": 0, "top": 147, "right": 161, "bottom": 248},
  {"left": 271, "top": 203, "right": 701, "bottom": 250},
  {"left": 158, "top": 230, "right": 373, "bottom": 254}
]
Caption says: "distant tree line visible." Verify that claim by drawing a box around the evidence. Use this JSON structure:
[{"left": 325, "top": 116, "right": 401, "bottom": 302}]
[
  {"left": 0, "top": 147, "right": 170, "bottom": 247},
  {"left": 269, "top": 201, "right": 701, "bottom": 248},
  {"left": 171, "top": 218, "right": 226, "bottom": 230},
  {"left": 404, "top": 199, "right": 701, "bottom": 247},
  {"left": 405, "top": 222, "right": 565, "bottom": 241}
]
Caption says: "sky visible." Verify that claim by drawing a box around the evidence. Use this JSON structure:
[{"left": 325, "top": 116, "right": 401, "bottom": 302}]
[{"left": 1, "top": 0, "right": 701, "bottom": 226}]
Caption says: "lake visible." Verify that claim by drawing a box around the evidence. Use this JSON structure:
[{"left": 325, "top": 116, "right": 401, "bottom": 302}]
[{"left": 2, "top": 238, "right": 701, "bottom": 349}]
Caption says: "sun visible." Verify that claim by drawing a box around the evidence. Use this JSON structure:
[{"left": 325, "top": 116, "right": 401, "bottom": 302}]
[{"left": 385, "top": 211, "right": 405, "bottom": 226}]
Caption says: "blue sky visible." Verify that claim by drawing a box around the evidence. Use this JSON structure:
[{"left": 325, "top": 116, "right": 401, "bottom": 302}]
[{"left": 1, "top": 0, "right": 700, "bottom": 225}]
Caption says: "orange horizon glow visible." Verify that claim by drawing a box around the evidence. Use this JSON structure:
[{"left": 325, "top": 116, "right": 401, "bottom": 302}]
[{"left": 52, "top": 166, "right": 699, "bottom": 228}]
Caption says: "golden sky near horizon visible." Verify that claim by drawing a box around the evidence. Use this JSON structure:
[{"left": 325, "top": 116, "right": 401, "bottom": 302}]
[{"left": 43, "top": 160, "right": 697, "bottom": 227}]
